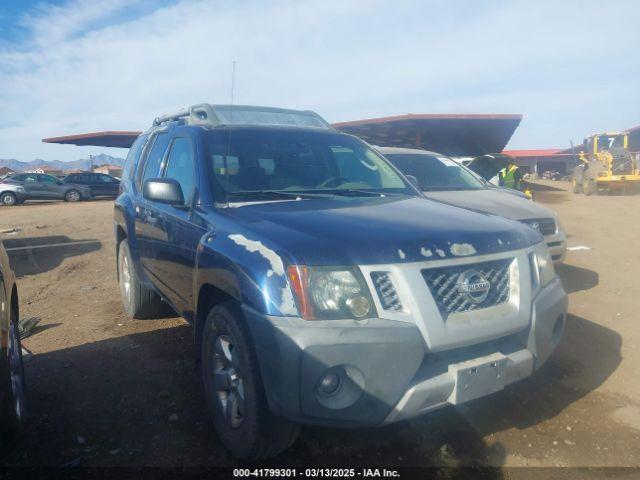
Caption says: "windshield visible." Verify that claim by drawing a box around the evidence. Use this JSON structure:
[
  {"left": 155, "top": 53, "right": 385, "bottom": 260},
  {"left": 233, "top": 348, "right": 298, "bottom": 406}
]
[
  {"left": 384, "top": 153, "right": 486, "bottom": 191},
  {"left": 204, "top": 129, "right": 414, "bottom": 201},
  {"left": 597, "top": 135, "right": 623, "bottom": 151}
]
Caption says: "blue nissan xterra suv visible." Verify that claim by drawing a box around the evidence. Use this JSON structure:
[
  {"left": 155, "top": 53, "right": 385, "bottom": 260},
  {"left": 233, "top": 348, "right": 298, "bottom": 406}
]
[{"left": 114, "top": 104, "right": 568, "bottom": 459}]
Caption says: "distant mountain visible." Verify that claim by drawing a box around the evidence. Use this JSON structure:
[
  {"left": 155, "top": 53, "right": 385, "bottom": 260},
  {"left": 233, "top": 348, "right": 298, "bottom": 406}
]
[{"left": 0, "top": 153, "right": 125, "bottom": 172}]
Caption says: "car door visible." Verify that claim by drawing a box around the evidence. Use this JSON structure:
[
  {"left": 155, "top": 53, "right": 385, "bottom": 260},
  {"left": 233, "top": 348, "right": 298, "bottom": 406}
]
[
  {"left": 37, "top": 174, "right": 65, "bottom": 199},
  {"left": 134, "top": 131, "right": 171, "bottom": 283},
  {"left": 150, "top": 135, "right": 204, "bottom": 313},
  {"left": 8, "top": 174, "right": 40, "bottom": 197}
]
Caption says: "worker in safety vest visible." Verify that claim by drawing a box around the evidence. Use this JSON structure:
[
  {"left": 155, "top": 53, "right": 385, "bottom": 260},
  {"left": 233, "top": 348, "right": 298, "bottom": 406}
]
[{"left": 499, "top": 162, "right": 523, "bottom": 191}]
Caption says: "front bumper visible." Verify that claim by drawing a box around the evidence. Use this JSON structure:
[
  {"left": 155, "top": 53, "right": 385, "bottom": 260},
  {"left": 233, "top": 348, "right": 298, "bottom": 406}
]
[{"left": 245, "top": 276, "right": 567, "bottom": 427}]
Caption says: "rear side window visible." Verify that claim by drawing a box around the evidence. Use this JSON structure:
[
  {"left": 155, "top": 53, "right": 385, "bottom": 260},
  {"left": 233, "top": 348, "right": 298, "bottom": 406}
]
[
  {"left": 99, "top": 174, "right": 116, "bottom": 183},
  {"left": 141, "top": 132, "right": 170, "bottom": 185},
  {"left": 164, "top": 137, "right": 196, "bottom": 204},
  {"left": 122, "top": 134, "right": 147, "bottom": 184}
]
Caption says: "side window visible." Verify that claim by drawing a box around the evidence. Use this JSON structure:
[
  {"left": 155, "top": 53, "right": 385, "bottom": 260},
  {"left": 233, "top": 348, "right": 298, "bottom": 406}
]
[
  {"left": 24, "top": 174, "right": 37, "bottom": 183},
  {"left": 11, "top": 174, "right": 26, "bottom": 182},
  {"left": 141, "top": 132, "right": 170, "bottom": 185},
  {"left": 163, "top": 137, "right": 196, "bottom": 204},
  {"left": 123, "top": 134, "right": 147, "bottom": 183},
  {"left": 39, "top": 175, "right": 59, "bottom": 184},
  {"left": 99, "top": 174, "right": 114, "bottom": 183}
]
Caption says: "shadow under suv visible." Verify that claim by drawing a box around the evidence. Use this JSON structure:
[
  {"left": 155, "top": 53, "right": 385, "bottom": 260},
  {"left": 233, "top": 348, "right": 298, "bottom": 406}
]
[{"left": 114, "top": 103, "right": 567, "bottom": 460}]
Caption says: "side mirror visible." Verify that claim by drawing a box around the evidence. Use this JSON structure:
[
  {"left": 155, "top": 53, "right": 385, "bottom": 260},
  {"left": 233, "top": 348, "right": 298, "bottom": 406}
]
[
  {"left": 143, "top": 178, "right": 184, "bottom": 205},
  {"left": 405, "top": 175, "right": 420, "bottom": 188}
]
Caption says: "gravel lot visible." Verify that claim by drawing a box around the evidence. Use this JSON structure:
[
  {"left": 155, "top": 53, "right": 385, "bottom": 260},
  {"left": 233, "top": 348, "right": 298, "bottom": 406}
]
[{"left": 1, "top": 183, "right": 639, "bottom": 473}]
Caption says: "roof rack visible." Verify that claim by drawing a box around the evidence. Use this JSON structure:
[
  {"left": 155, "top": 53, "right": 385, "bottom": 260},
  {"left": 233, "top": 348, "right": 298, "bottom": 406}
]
[{"left": 152, "top": 103, "right": 332, "bottom": 130}]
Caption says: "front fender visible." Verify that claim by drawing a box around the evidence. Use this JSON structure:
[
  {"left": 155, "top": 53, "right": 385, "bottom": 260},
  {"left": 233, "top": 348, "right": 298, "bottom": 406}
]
[{"left": 195, "top": 233, "right": 298, "bottom": 318}]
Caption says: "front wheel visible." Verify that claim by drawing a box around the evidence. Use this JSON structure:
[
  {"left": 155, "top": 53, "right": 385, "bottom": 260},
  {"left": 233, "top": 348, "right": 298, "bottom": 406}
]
[
  {"left": 0, "top": 310, "right": 25, "bottom": 446},
  {"left": 0, "top": 192, "right": 17, "bottom": 206},
  {"left": 201, "top": 302, "right": 299, "bottom": 459},
  {"left": 64, "top": 189, "right": 81, "bottom": 202}
]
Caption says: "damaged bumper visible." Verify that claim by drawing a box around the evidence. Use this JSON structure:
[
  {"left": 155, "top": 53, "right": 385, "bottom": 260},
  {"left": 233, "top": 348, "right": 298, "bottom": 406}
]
[{"left": 244, "top": 276, "right": 567, "bottom": 427}]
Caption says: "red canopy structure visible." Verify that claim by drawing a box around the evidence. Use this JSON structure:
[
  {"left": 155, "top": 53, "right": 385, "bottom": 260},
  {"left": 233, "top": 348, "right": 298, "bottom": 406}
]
[
  {"left": 333, "top": 113, "right": 522, "bottom": 156},
  {"left": 42, "top": 113, "right": 523, "bottom": 157},
  {"left": 43, "top": 131, "right": 142, "bottom": 148}
]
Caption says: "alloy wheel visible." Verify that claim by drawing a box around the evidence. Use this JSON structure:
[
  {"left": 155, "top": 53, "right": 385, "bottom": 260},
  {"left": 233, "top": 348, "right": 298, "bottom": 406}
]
[
  {"left": 67, "top": 191, "right": 80, "bottom": 202},
  {"left": 213, "top": 334, "right": 245, "bottom": 428},
  {"left": 1, "top": 194, "right": 15, "bottom": 206}
]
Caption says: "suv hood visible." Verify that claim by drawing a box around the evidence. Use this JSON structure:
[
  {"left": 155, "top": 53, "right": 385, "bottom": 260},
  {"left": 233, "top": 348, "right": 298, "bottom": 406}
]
[
  {"left": 424, "top": 189, "right": 556, "bottom": 222},
  {"left": 219, "top": 196, "right": 541, "bottom": 266}
]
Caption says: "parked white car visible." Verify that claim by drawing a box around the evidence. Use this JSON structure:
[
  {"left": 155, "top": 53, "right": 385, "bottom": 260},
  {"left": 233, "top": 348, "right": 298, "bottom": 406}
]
[{"left": 379, "top": 147, "right": 566, "bottom": 263}]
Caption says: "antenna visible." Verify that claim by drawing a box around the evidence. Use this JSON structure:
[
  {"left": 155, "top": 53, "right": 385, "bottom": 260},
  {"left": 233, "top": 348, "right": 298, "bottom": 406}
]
[{"left": 224, "top": 60, "right": 236, "bottom": 206}]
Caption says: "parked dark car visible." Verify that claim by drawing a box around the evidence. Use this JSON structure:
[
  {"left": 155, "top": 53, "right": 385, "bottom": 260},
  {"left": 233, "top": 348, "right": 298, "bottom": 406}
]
[
  {"left": 63, "top": 172, "right": 120, "bottom": 198},
  {"left": 0, "top": 239, "right": 24, "bottom": 446},
  {"left": 115, "top": 103, "right": 566, "bottom": 460},
  {"left": 2, "top": 173, "right": 91, "bottom": 203}
]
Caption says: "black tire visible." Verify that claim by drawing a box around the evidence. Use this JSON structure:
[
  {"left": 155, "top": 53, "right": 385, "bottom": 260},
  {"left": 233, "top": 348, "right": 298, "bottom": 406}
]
[
  {"left": 584, "top": 180, "right": 597, "bottom": 196},
  {"left": 0, "top": 192, "right": 17, "bottom": 206},
  {"left": 201, "top": 301, "right": 299, "bottom": 459},
  {"left": 117, "top": 239, "right": 163, "bottom": 319},
  {"left": 64, "top": 189, "right": 81, "bottom": 202},
  {"left": 0, "top": 308, "right": 25, "bottom": 446},
  {"left": 572, "top": 178, "right": 582, "bottom": 194}
]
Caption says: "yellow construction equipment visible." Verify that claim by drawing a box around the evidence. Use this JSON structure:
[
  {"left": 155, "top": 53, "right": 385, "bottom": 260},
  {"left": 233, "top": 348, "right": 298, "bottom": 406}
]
[{"left": 572, "top": 132, "right": 640, "bottom": 195}]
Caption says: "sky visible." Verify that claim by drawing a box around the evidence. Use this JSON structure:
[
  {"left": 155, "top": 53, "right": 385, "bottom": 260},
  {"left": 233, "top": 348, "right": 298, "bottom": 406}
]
[{"left": 0, "top": 0, "right": 639, "bottom": 161}]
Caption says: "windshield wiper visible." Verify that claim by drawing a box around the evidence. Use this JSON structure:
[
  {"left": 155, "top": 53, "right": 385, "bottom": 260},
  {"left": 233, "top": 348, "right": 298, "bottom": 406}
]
[
  {"left": 227, "top": 190, "right": 333, "bottom": 200},
  {"left": 318, "top": 189, "right": 407, "bottom": 197}
]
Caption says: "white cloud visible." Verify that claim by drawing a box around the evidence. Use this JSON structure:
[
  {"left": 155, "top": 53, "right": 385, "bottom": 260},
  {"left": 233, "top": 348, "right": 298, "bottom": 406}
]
[{"left": 1, "top": 0, "right": 639, "bottom": 160}]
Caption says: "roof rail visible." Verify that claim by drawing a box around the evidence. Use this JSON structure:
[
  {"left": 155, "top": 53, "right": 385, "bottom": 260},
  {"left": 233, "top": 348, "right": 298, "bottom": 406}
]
[
  {"left": 153, "top": 104, "right": 220, "bottom": 127},
  {"left": 152, "top": 103, "right": 331, "bottom": 129}
]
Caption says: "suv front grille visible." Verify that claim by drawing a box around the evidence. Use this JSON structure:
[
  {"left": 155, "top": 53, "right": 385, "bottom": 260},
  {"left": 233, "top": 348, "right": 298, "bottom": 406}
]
[
  {"left": 520, "top": 218, "right": 556, "bottom": 236},
  {"left": 421, "top": 258, "right": 512, "bottom": 316},
  {"left": 371, "top": 272, "right": 403, "bottom": 311}
]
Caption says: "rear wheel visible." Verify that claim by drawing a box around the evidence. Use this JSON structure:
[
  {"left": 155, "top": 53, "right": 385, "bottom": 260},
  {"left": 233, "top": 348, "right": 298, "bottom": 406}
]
[
  {"left": 0, "top": 193, "right": 17, "bottom": 206},
  {"left": 117, "top": 239, "right": 163, "bottom": 319},
  {"left": 572, "top": 178, "right": 582, "bottom": 194},
  {"left": 583, "top": 180, "right": 597, "bottom": 196},
  {"left": 0, "top": 310, "right": 25, "bottom": 446},
  {"left": 64, "top": 189, "right": 81, "bottom": 202},
  {"left": 201, "top": 302, "right": 299, "bottom": 459}
]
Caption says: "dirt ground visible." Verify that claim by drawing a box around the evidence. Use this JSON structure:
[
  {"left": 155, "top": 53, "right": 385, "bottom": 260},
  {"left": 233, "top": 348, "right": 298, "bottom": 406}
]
[{"left": 1, "top": 183, "right": 639, "bottom": 474}]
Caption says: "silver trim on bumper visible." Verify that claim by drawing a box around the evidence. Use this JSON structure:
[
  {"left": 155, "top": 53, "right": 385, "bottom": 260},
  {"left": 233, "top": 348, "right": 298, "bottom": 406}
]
[{"left": 383, "top": 276, "right": 566, "bottom": 423}]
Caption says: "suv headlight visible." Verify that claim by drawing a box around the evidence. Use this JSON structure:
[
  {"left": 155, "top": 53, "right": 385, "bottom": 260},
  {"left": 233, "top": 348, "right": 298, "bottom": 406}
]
[
  {"left": 533, "top": 242, "right": 555, "bottom": 288},
  {"left": 287, "top": 266, "right": 376, "bottom": 320}
]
